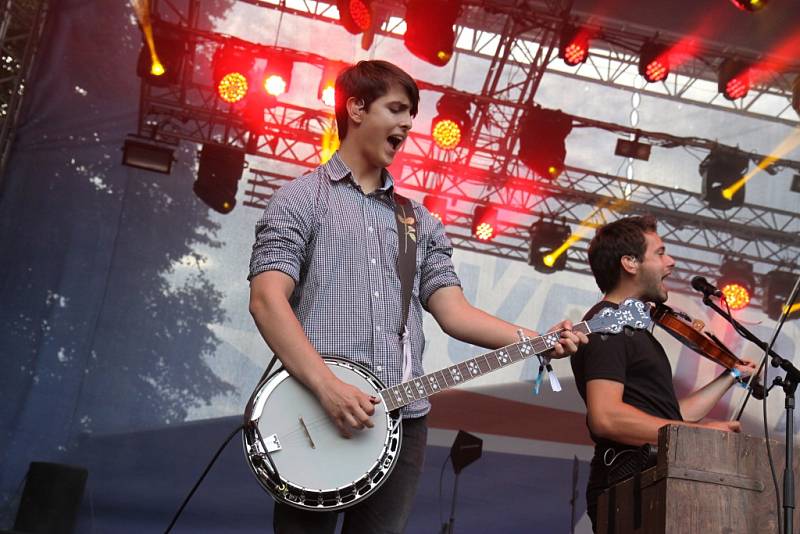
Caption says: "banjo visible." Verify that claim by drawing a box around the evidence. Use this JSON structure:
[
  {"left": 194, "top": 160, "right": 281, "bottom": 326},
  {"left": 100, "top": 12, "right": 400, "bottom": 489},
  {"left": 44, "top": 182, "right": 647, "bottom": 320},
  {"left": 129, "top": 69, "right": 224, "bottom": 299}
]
[{"left": 243, "top": 298, "right": 651, "bottom": 511}]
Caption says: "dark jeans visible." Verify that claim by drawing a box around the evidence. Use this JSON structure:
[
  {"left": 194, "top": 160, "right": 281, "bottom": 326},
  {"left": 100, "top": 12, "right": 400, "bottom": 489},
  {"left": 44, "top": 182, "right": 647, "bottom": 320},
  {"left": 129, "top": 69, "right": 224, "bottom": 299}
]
[{"left": 273, "top": 416, "right": 428, "bottom": 534}]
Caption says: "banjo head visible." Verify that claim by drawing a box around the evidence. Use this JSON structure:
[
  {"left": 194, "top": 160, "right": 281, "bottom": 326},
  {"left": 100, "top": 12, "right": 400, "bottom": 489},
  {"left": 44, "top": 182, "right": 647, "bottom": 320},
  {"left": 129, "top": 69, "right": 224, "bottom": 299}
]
[{"left": 244, "top": 357, "right": 402, "bottom": 510}]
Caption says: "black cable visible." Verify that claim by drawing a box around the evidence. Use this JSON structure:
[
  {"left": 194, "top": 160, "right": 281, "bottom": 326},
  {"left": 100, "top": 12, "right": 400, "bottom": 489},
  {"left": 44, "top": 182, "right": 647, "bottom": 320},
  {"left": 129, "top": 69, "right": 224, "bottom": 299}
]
[
  {"left": 764, "top": 273, "right": 800, "bottom": 534},
  {"left": 438, "top": 452, "right": 451, "bottom": 528},
  {"left": 721, "top": 296, "right": 781, "bottom": 532},
  {"left": 761, "top": 352, "right": 781, "bottom": 534},
  {"left": 163, "top": 424, "right": 244, "bottom": 534}
]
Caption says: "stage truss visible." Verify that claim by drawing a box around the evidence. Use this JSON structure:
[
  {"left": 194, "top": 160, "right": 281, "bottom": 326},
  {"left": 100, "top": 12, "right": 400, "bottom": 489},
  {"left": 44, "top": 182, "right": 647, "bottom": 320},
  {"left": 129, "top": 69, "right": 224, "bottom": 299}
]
[
  {"left": 0, "top": 0, "right": 50, "bottom": 185},
  {"left": 139, "top": 0, "right": 800, "bottom": 307}
]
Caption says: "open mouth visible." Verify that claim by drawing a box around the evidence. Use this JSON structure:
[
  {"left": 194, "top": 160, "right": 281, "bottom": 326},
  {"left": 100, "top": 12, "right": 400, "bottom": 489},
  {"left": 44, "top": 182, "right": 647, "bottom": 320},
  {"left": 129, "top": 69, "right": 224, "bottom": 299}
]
[{"left": 387, "top": 134, "right": 404, "bottom": 151}]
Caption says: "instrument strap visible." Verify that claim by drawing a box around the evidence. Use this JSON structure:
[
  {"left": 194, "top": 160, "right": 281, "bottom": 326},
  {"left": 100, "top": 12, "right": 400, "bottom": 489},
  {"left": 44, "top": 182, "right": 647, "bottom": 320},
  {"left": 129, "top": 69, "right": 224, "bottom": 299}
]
[{"left": 393, "top": 192, "right": 417, "bottom": 334}]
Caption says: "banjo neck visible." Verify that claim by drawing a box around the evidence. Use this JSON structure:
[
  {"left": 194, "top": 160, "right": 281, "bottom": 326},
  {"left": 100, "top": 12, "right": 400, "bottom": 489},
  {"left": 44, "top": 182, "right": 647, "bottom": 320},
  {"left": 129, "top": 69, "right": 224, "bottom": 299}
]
[{"left": 380, "top": 322, "right": 592, "bottom": 412}]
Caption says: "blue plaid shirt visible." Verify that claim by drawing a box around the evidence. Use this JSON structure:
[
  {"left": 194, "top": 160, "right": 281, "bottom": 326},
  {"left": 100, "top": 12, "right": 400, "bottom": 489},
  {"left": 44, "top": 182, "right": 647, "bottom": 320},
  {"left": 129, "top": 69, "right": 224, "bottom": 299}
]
[{"left": 249, "top": 152, "right": 461, "bottom": 418}]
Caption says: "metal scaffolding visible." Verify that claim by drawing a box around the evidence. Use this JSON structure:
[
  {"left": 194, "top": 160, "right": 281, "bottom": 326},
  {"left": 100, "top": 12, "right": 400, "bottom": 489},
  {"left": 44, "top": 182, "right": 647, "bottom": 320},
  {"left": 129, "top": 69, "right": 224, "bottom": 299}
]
[
  {"left": 0, "top": 0, "right": 49, "bottom": 187},
  {"left": 136, "top": 0, "right": 800, "bottom": 307}
]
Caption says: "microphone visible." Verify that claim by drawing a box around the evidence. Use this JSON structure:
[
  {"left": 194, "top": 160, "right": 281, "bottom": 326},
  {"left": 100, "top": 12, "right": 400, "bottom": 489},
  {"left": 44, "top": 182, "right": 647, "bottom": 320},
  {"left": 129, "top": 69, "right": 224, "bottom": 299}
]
[{"left": 691, "top": 276, "right": 723, "bottom": 298}]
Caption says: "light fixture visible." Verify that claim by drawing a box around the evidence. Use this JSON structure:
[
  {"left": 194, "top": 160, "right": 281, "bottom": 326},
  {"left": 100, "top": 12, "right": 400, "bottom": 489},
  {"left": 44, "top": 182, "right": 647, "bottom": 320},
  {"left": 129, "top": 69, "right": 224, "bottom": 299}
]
[
  {"left": 528, "top": 220, "right": 572, "bottom": 274},
  {"left": 559, "top": 25, "right": 589, "bottom": 66},
  {"left": 193, "top": 144, "right": 246, "bottom": 214},
  {"left": 615, "top": 138, "right": 651, "bottom": 161},
  {"left": 122, "top": 138, "right": 175, "bottom": 174},
  {"left": 718, "top": 59, "right": 750, "bottom": 101},
  {"left": 404, "top": 0, "right": 461, "bottom": 66},
  {"left": 764, "top": 270, "right": 800, "bottom": 321},
  {"left": 431, "top": 94, "right": 471, "bottom": 150},
  {"left": 423, "top": 195, "right": 448, "bottom": 224},
  {"left": 700, "top": 147, "right": 749, "bottom": 210},
  {"left": 639, "top": 42, "right": 670, "bottom": 83},
  {"left": 471, "top": 205, "right": 497, "bottom": 241},
  {"left": 518, "top": 107, "right": 573, "bottom": 180},
  {"left": 718, "top": 258, "right": 755, "bottom": 311},
  {"left": 212, "top": 46, "right": 253, "bottom": 104}
]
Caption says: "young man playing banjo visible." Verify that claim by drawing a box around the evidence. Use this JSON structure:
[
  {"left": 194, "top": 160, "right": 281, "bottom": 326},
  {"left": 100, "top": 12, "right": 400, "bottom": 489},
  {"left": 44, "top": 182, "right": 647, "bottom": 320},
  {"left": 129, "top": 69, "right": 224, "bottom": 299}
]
[
  {"left": 569, "top": 215, "right": 756, "bottom": 532},
  {"left": 248, "top": 60, "right": 587, "bottom": 533}
]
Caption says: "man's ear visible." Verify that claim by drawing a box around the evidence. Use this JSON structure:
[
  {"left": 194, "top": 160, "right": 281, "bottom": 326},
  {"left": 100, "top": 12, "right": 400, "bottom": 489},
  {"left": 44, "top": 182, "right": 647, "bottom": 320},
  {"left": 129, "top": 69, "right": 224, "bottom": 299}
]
[
  {"left": 346, "top": 97, "right": 366, "bottom": 125},
  {"left": 621, "top": 255, "right": 638, "bottom": 275}
]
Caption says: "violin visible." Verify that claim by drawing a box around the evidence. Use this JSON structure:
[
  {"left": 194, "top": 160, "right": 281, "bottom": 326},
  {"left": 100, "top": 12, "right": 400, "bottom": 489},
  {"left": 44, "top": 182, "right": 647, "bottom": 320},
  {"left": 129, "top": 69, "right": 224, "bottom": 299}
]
[{"left": 652, "top": 303, "right": 765, "bottom": 400}]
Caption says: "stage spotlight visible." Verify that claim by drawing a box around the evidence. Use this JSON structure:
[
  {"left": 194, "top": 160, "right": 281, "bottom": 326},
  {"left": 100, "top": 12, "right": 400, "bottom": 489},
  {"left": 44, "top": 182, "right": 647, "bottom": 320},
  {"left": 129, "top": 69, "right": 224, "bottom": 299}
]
[
  {"left": 471, "top": 205, "right": 497, "bottom": 241},
  {"left": 263, "top": 58, "right": 293, "bottom": 97},
  {"left": 718, "top": 258, "right": 755, "bottom": 311},
  {"left": 423, "top": 194, "right": 448, "bottom": 224},
  {"left": 193, "top": 144, "right": 246, "bottom": 214},
  {"left": 614, "top": 138, "right": 651, "bottom": 161},
  {"left": 319, "top": 61, "right": 347, "bottom": 108},
  {"left": 136, "top": 32, "right": 185, "bottom": 86},
  {"left": 518, "top": 107, "right": 573, "bottom": 180},
  {"left": 122, "top": 138, "right": 175, "bottom": 174},
  {"left": 765, "top": 270, "right": 800, "bottom": 321},
  {"left": 337, "top": 0, "right": 373, "bottom": 34},
  {"left": 700, "top": 147, "right": 749, "bottom": 210},
  {"left": 404, "top": 0, "right": 461, "bottom": 66},
  {"left": 559, "top": 25, "right": 589, "bottom": 66},
  {"left": 431, "top": 94, "right": 472, "bottom": 150},
  {"left": 213, "top": 46, "right": 253, "bottom": 104},
  {"left": 639, "top": 43, "right": 670, "bottom": 83},
  {"left": 730, "top": 0, "right": 768, "bottom": 11},
  {"left": 718, "top": 59, "right": 750, "bottom": 100},
  {"left": 528, "top": 220, "right": 571, "bottom": 274}
]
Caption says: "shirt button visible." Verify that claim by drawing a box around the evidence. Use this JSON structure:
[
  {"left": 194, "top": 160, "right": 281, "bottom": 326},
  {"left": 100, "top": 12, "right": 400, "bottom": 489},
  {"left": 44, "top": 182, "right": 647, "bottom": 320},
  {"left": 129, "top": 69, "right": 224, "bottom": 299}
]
[
  {"left": 374, "top": 291, "right": 380, "bottom": 298},
  {"left": 376, "top": 365, "right": 383, "bottom": 372},
  {"left": 368, "top": 226, "right": 374, "bottom": 232},
  {"left": 376, "top": 325, "right": 381, "bottom": 332},
  {"left": 371, "top": 258, "right": 376, "bottom": 264}
]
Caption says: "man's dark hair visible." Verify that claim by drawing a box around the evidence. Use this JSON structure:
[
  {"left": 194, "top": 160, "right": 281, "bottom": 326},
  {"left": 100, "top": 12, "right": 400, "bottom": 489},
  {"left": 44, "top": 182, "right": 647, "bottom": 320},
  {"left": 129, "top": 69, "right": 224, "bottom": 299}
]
[
  {"left": 334, "top": 60, "right": 419, "bottom": 140},
  {"left": 588, "top": 215, "right": 658, "bottom": 294}
]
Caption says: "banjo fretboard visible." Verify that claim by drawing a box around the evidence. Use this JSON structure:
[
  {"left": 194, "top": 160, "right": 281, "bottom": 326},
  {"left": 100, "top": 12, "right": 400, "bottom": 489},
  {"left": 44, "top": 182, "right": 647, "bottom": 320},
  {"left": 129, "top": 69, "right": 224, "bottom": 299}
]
[{"left": 380, "top": 322, "right": 592, "bottom": 412}]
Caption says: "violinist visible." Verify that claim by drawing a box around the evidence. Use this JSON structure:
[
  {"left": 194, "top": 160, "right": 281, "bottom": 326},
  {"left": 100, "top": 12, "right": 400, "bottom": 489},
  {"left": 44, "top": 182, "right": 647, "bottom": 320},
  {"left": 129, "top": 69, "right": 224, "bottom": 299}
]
[{"left": 569, "top": 215, "right": 756, "bottom": 532}]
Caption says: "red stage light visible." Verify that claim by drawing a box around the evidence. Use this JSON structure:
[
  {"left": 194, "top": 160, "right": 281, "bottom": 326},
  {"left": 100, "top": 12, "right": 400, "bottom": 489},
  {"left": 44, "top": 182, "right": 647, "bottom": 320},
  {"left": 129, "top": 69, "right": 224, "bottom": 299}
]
[
  {"left": 472, "top": 205, "right": 498, "bottom": 241},
  {"left": 349, "top": 0, "right": 371, "bottom": 30},
  {"left": 560, "top": 26, "right": 589, "bottom": 66},
  {"left": 320, "top": 82, "right": 336, "bottom": 107},
  {"left": 404, "top": 0, "right": 461, "bottom": 66},
  {"left": 263, "top": 58, "right": 293, "bottom": 97},
  {"left": 213, "top": 46, "right": 253, "bottom": 104},
  {"left": 423, "top": 195, "right": 448, "bottom": 224},
  {"left": 719, "top": 60, "right": 750, "bottom": 100},
  {"left": 318, "top": 61, "right": 347, "bottom": 108},
  {"left": 644, "top": 59, "right": 668, "bottom": 82},
  {"left": 337, "top": 0, "right": 373, "bottom": 34},
  {"left": 264, "top": 74, "right": 288, "bottom": 96},
  {"left": 639, "top": 43, "right": 670, "bottom": 83}
]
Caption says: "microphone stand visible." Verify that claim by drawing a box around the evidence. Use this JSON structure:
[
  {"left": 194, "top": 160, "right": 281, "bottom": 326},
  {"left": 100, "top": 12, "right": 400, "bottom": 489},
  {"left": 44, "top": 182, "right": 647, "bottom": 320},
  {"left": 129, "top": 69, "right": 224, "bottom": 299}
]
[{"left": 700, "top": 281, "right": 800, "bottom": 534}]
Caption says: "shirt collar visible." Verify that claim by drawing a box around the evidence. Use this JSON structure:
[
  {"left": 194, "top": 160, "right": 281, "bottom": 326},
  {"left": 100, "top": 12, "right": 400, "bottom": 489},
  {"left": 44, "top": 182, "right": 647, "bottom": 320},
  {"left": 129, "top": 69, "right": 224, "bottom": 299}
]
[{"left": 325, "top": 152, "right": 395, "bottom": 196}]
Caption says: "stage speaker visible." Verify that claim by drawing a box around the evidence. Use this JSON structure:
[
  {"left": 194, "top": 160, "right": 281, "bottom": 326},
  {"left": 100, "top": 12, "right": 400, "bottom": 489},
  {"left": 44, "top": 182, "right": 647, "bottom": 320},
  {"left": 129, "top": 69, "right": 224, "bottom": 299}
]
[
  {"left": 12, "top": 462, "right": 87, "bottom": 534},
  {"left": 449, "top": 430, "right": 483, "bottom": 475}
]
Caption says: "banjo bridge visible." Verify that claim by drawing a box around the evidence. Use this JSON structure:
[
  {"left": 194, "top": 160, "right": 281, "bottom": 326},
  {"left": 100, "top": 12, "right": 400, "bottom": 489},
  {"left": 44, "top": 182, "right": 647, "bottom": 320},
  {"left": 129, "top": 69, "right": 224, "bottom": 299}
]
[{"left": 299, "top": 416, "right": 316, "bottom": 449}]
